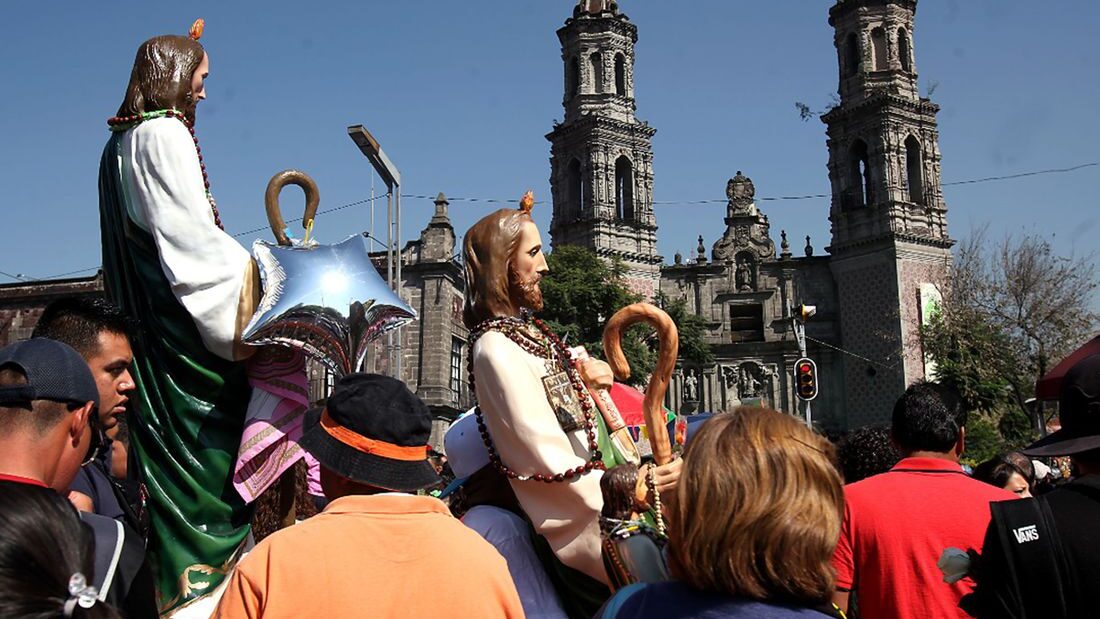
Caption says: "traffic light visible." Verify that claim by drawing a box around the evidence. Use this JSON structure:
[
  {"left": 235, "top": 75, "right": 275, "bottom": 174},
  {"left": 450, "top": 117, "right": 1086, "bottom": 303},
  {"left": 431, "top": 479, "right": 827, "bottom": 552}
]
[{"left": 795, "top": 357, "right": 818, "bottom": 401}]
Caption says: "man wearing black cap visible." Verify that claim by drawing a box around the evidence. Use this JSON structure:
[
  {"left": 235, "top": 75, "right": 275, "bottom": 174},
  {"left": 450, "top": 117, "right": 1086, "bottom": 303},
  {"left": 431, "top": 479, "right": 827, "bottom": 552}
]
[
  {"left": 0, "top": 338, "right": 156, "bottom": 618},
  {"left": 215, "top": 373, "right": 523, "bottom": 619},
  {"left": 971, "top": 354, "right": 1100, "bottom": 619}
]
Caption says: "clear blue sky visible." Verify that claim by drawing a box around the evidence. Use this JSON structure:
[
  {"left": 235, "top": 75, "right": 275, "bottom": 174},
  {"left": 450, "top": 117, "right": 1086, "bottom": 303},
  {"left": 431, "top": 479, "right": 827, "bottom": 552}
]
[{"left": 1, "top": 1, "right": 1096, "bottom": 292}]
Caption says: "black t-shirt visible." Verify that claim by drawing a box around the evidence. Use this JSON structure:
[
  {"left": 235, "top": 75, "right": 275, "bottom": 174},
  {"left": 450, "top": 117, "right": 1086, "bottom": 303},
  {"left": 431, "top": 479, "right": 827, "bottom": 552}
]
[{"left": 79, "top": 512, "right": 158, "bottom": 618}]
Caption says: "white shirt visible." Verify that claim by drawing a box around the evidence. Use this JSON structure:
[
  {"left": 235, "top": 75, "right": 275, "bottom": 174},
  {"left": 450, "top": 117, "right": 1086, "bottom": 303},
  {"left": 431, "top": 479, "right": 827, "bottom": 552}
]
[{"left": 462, "top": 505, "right": 569, "bottom": 619}]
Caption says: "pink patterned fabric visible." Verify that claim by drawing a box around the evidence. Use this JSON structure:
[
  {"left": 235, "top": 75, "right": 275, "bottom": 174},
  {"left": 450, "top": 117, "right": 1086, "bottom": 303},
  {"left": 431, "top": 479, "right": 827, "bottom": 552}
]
[{"left": 233, "top": 349, "right": 311, "bottom": 503}]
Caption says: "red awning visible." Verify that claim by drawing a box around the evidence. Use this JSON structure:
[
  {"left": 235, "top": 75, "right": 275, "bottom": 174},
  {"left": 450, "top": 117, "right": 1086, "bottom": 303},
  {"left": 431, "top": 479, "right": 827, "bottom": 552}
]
[{"left": 1035, "top": 335, "right": 1100, "bottom": 400}]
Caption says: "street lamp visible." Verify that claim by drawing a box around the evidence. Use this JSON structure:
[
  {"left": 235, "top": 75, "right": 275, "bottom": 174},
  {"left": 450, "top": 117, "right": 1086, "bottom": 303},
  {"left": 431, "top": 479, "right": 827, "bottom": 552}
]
[{"left": 348, "top": 125, "right": 403, "bottom": 380}]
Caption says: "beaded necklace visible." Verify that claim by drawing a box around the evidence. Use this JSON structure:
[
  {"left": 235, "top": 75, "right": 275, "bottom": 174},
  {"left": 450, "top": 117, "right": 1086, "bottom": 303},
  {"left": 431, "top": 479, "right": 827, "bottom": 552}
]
[
  {"left": 468, "top": 313, "right": 604, "bottom": 483},
  {"left": 106, "top": 109, "right": 223, "bottom": 230}
]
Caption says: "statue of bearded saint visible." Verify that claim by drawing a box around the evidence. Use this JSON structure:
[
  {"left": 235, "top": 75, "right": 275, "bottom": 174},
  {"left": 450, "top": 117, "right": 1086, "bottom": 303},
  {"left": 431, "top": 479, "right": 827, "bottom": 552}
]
[
  {"left": 464, "top": 194, "right": 680, "bottom": 610},
  {"left": 98, "top": 23, "right": 305, "bottom": 614}
]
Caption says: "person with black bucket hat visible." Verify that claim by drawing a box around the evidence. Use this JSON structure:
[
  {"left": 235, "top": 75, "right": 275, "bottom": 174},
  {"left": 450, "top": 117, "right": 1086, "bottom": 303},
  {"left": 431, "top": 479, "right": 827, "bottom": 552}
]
[
  {"left": 968, "top": 354, "right": 1100, "bottom": 619},
  {"left": 214, "top": 373, "right": 523, "bottom": 619}
]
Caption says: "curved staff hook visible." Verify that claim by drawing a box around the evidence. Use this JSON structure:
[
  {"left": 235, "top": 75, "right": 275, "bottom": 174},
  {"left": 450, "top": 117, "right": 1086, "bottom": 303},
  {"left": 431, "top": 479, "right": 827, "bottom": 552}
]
[
  {"left": 602, "top": 302, "right": 679, "bottom": 466},
  {"left": 265, "top": 170, "right": 320, "bottom": 246}
]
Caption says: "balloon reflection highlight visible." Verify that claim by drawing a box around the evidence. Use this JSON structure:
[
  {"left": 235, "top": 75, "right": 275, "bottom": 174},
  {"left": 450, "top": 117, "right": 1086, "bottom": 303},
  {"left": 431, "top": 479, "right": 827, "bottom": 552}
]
[{"left": 242, "top": 234, "right": 417, "bottom": 376}]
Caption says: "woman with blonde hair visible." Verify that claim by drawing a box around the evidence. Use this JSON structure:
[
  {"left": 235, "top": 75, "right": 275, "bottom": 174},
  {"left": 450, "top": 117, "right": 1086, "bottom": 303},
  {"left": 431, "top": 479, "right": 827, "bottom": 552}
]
[{"left": 597, "top": 407, "right": 846, "bottom": 618}]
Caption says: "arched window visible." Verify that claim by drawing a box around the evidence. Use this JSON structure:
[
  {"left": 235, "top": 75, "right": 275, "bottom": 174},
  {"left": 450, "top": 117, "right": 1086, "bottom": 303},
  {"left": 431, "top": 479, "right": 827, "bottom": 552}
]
[
  {"left": 614, "top": 53, "right": 626, "bottom": 95},
  {"left": 905, "top": 136, "right": 923, "bottom": 204},
  {"left": 568, "top": 56, "right": 580, "bottom": 99},
  {"left": 898, "top": 28, "right": 912, "bottom": 72},
  {"left": 566, "top": 158, "right": 584, "bottom": 217},
  {"left": 589, "top": 52, "right": 603, "bottom": 94},
  {"left": 848, "top": 140, "right": 872, "bottom": 209},
  {"left": 871, "top": 27, "right": 887, "bottom": 71},
  {"left": 845, "top": 32, "right": 860, "bottom": 77},
  {"left": 615, "top": 156, "right": 634, "bottom": 220}
]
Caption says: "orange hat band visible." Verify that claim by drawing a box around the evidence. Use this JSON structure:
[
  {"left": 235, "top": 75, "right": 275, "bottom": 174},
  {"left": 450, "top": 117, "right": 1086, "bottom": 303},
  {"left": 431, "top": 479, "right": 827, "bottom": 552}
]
[{"left": 320, "top": 409, "right": 429, "bottom": 462}]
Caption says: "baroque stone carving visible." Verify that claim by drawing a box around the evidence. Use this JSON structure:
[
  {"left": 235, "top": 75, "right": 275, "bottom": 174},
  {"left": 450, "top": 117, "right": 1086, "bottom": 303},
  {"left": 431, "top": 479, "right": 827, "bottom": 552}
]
[{"left": 712, "top": 170, "right": 776, "bottom": 264}]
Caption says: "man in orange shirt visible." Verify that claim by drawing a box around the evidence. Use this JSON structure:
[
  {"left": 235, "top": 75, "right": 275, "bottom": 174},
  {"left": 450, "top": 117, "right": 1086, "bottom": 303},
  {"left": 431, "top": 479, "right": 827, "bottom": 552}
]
[{"left": 215, "top": 374, "right": 523, "bottom": 619}]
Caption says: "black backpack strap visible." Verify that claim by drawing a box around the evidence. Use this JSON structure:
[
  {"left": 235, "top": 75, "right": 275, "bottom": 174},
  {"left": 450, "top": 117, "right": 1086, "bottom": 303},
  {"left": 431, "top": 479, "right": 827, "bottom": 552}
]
[{"left": 989, "top": 497, "right": 1069, "bottom": 619}]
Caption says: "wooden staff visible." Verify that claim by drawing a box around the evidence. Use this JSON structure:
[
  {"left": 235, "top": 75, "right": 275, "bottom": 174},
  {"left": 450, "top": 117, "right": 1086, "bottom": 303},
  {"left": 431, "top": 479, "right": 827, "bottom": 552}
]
[
  {"left": 602, "top": 303, "right": 679, "bottom": 465},
  {"left": 265, "top": 170, "right": 320, "bottom": 246}
]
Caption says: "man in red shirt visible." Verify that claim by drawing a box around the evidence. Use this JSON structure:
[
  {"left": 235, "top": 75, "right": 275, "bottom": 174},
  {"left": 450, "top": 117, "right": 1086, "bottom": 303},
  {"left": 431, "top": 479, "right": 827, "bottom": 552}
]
[{"left": 832, "top": 382, "right": 1015, "bottom": 619}]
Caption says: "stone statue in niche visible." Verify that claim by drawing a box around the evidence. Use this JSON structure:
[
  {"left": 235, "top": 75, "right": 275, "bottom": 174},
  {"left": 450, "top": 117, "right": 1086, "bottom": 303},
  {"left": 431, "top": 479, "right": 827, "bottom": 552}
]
[
  {"left": 683, "top": 370, "right": 698, "bottom": 401},
  {"left": 738, "top": 363, "right": 763, "bottom": 399},
  {"left": 734, "top": 254, "right": 754, "bottom": 292}
]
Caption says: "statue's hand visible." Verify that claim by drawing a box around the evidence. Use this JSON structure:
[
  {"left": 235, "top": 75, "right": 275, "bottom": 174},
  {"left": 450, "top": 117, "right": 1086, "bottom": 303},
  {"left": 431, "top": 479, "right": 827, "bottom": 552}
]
[
  {"left": 651, "top": 457, "right": 682, "bottom": 494},
  {"left": 578, "top": 358, "right": 614, "bottom": 391},
  {"left": 634, "top": 457, "right": 683, "bottom": 508}
]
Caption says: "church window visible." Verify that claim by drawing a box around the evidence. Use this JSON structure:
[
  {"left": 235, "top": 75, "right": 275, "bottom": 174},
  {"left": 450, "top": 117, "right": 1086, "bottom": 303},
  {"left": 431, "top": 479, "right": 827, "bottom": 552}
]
[
  {"left": 614, "top": 53, "right": 626, "bottom": 95},
  {"left": 844, "top": 32, "right": 860, "bottom": 77},
  {"left": 615, "top": 156, "right": 634, "bottom": 221},
  {"left": 589, "top": 52, "right": 603, "bottom": 93},
  {"left": 905, "top": 136, "right": 924, "bottom": 204},
  {"left": 898, "top": 28, "right": 912, "bottom": 72},
  {"left": 567, "top": 158, "right": 584, "bottom": 218},
  {"left": 568, "top": 56, "right": 580, "bottom": 99},
  {"left": 847, "top": 139, "right": 873, "bottom": 209},
  {"left": 729, "top": 304, "right": 764, "bottom": 343},
  {"left": 450, "top": 338, "right": 464, "bottom": 400},
  {"left": 871, "top": 27, "right": 888, "bottom": 71}
]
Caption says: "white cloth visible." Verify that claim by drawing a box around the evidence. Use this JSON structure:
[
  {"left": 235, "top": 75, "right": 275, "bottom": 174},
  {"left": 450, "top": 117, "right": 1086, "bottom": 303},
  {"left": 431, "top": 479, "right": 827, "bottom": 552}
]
[
  {"left": 463, "top": 505, "right": 569, "bottom": 619},
  {"left": 119, "top": 117, "right": 252, "bottom": 361},
  {"left": 472, "top": 330, "right": 608, "bottom": 584}
]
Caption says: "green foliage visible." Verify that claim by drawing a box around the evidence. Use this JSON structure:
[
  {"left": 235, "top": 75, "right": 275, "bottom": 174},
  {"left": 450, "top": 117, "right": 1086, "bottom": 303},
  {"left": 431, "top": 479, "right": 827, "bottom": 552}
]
[
  {"left": 537, "top": 246, "right": 655, "bottom": 386},
  {"left": 963, "top": 413, "right": 1007, "bottom": 466},
  {"left": 654, "top": 291, "right": 714, "bottom": 367}
]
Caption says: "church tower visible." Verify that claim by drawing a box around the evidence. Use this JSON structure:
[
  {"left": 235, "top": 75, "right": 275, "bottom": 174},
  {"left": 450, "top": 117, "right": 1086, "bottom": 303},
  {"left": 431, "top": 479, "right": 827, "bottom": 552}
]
[
  {"left": 547, "top": 0, "right": 661, "bottom": 298},
  {"left": 821, "top": 0, "right": 953, "bottom": 426}
]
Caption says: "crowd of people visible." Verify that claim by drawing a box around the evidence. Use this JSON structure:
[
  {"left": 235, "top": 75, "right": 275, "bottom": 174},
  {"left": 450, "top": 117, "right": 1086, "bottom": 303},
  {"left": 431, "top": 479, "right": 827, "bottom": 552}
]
[
  {"left": 4, "top": 20, "right": 1098, "bottom": 619},
  {"left": 1, "top": 292, "right": 1097, "bottom": 618}
]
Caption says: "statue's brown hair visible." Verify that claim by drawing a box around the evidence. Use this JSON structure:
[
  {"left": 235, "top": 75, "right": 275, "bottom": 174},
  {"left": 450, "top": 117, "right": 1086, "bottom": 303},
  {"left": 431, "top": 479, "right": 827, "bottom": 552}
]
[
  {"left": 462, "top": 208, "right": 533, "bottom": 329},
  {"left": 668, "top": 407, "right": 844, "bottom": 606},
  {"left": 116, "top": 35, "right": 205, "bottom": 119}
]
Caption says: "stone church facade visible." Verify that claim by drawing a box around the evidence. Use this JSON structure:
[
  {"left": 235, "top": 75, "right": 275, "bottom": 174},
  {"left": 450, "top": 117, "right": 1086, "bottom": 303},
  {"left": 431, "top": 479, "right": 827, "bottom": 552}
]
[
  {"left": 547, "top": 0, "right": 952, "bottom": 431},
  {"left": 0, "top": 0, "right": 951, "bottom": 432}
]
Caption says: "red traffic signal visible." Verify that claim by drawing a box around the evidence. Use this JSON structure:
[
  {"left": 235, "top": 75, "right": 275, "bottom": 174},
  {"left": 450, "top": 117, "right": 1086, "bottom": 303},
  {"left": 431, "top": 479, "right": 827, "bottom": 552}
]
[{"left": 794, "top": 357, "right": 818, "bottom": 401}]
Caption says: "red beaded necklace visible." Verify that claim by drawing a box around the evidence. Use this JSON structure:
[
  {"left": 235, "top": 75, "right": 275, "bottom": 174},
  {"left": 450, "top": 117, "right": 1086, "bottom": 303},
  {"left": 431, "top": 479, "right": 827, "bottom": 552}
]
[
  {"left": 106, "top": 109, "right": 224, "bottom": 230},
  {"left": 468, "top": 313, "right": 604, "bottom": 483}
]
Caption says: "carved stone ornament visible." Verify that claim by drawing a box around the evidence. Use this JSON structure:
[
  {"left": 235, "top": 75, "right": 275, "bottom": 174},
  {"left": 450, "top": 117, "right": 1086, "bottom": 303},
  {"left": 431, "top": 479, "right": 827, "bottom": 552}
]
[{"left": 712, "top": 171, "right": 776, "bottom": 264}]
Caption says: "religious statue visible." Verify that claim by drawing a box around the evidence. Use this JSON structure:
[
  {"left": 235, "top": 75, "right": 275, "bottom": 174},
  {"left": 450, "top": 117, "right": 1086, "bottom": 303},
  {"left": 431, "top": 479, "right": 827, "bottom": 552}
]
[
  {"left": 463, "top": 193, "right": 679, "bottom": 614},
  {"left": 98, "top": 22, "right": 288, "bottom": 613},
  {"left": 683, "top": 371, "right": 698, "bottom": 402},
  {"left": 735, "top": 255, "right": 754, "bottom": 292},
  {"left": 739, "top": 363, "right": 763, "bottom": 399}
]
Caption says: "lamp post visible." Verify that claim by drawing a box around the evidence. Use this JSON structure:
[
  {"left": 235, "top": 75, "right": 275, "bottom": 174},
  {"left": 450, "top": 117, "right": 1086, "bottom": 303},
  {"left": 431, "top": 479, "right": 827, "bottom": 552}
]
[{"left": 348, "top": 125, "right": 403, "bottom": 380}]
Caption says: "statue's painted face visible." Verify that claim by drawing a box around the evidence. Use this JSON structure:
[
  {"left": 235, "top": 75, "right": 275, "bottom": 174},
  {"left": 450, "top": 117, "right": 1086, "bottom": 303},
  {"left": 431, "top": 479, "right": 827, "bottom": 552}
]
[
  {"left": 509, "top": 220, "right": 549, "bottom": 313},
  {"left": 186, "top": 52, "right": 209, "bottom": 122}
]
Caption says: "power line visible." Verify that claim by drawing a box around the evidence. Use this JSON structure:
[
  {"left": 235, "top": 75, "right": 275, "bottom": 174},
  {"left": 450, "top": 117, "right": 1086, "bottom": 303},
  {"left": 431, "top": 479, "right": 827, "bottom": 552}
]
[
  {"left": 805, "top": 335, "right": 900, "bottom": 371},
  {"left": 4, "top": 159, "right": 1096, "bottom": 284}
]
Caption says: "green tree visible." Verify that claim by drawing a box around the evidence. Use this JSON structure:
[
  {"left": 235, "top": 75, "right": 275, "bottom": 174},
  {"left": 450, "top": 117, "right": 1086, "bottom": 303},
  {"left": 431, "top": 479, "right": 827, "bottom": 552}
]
[
  {"left": 654, "top": 291, "right": 714, "bottom": 367},
  {"left": 537, "top": 246, "right": 654, "bottom": 386},
  {"left": 921, "top": 227, "right": 1098, "bottom": 448}
]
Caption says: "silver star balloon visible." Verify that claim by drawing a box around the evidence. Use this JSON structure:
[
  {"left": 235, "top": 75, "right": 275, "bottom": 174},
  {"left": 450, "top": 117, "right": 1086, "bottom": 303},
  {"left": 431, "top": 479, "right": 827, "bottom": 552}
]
[{"left": 242, "top": 234, "right": 416, "bottom": 377}]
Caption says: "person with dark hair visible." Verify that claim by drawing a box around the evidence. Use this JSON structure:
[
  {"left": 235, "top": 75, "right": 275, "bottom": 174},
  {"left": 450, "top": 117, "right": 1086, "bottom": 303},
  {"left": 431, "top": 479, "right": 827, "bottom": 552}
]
[
  {"left": 831, "top": 382, "right": 1015, "bottom": 619},
  {"left": 836, "top": 425, "right": 902, "bottom": 483},
  {"left": 214, "top": 374, "right": 523, "bottom": 619},
  {"left": 0, "top": 339, "right": 157, "bottom": 618},
  {"left": 0, "top": 481, "right": 121, "bottom": 619},
  {"left": 972, "top": 452, "right": 1034, "bottom": 498},
  {"left": 969, "top": 354, "right": 1100, "bottom": 618},
  {"left": 32, "top": 296, "right": 145, "bottom": 536},
  {"left": 597, "top": 407, "right": 845, "bottom": 618}
]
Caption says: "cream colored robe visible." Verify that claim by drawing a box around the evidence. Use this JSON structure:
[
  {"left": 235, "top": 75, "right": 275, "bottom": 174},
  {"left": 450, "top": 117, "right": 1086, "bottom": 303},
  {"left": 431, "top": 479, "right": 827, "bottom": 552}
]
[{"left": 472, "top": 330, "right": 609, "bottom": 585}]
